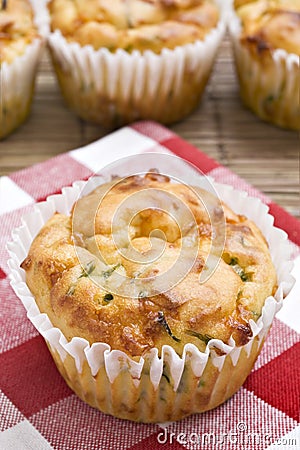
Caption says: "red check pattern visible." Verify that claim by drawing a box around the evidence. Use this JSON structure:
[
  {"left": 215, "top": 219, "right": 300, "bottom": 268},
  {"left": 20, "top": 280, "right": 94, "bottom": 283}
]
[{"left": 1, "top": 121, "right": 299, "bottom": 450}]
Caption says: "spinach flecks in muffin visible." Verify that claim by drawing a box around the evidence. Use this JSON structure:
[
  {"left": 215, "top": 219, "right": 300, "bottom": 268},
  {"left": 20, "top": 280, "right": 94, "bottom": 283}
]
[
  {"left": 103, "top": 293, "right": 114, "bottom": 303},
  {"left": 251, "top": 310, "right": 260, "bottom": 318},
  {"left": 185, "top": 329, "right": 213, "bottom": 345},
  {"left": 157, "top": 311, "right": 181, "bottom": 343},
  {"left": 162, "top": 372, "right": 170, "bottom": 384},
  {"left": 101, "top": 263, "right": 121, "bottom": 280},
  {"left": 66, "top": 284, "right": 76, "bottom": 296},
  {"left": 66, "top": 261, "right": 96, "bottom": 295},
  {"left": 124, "top": 44, "right": 134, "bottom": 53},
  {"left": 229, "top": 258, "right": 250, "bottom": 282},
  {"left": 79, "top": 260, "right": 96, "bottom": 278}
]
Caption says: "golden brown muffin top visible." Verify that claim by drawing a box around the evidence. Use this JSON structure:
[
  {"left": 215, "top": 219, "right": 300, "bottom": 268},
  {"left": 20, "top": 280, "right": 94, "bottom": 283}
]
[
  {"left": 22, "top": 173, "right": 277, "bottom": 358},
  {"left": 234, "top": 0, "right": 300, "bottom": 56},
  {"left": 48, "top": 0, "right": 219, "bottom": 53},
  {"left": 0, "top": 0, "right": 40, "bottom": 64}
]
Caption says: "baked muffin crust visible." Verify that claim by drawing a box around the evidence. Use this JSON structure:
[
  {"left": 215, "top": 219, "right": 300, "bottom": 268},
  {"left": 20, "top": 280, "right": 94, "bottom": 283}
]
[
  {"left": 234, "top": 0, "right": 300, "bottom": 56},
  {"left": 0, "top": 0, "right": 39, "bottom": 64},
  {"left": 21, "top": 173, "right": 277, "bottom": 358},
  {"left": 48, "top": 0, "right": 219, "bottom": 53}
]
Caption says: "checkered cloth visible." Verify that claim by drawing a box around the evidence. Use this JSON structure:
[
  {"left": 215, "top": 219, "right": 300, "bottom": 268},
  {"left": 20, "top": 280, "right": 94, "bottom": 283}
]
[{"left": 0, "top": 121, "right": 299, "bottom": 450}]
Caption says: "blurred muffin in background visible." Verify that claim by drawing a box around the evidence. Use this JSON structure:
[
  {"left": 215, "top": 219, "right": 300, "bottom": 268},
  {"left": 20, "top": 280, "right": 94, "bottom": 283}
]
[
  {"left": 229, "top": 0, "right": 300, "bottom": 131},
  {"left": 47, "top": 0, "right": 227, "bottom": 128},
  {"left": 0, "top": 0, "right": 47, "bottom": 139}
]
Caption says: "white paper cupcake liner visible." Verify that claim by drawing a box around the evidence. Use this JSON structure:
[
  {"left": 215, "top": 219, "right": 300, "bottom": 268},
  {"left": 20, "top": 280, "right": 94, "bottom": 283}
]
[
  {"left": 7, "top": 172, "right": 295, "bottom": 422},
  {"left": 0, "top": 0, "right": 49, "bottom": 139},
  {"left": 47, "top": 0, "right": 228, "bottom": 127},
  {"left": 228, "top": 7, "right": 300, "bottom": 131}
]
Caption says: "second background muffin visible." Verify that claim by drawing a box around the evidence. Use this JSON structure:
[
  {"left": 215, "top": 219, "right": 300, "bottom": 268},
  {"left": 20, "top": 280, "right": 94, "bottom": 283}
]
[{"left": 47, "top": 0, "right": 227, "bottom": 128}]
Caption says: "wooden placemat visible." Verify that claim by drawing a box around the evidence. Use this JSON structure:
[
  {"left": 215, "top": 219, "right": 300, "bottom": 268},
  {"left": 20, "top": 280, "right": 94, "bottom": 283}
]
[{"left": 0, "top": 37, "right": 299, "bottom": 219}]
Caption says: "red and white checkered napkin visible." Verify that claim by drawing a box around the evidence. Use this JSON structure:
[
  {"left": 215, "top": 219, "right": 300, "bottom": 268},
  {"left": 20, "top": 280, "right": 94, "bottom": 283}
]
[{"left": 0, "top": 121, "right": 299, "bottom": 450}]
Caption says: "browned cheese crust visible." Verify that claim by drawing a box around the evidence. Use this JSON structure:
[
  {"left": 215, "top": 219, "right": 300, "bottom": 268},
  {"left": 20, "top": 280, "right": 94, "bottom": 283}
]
[
  {"left": 21, "top": 173, "right": 277, "bottom": 358},
  {"left": 234, "top": 0, "right": 300, "bottom": 59},
  {"left": 0, "top": 0, "right": 39, "bottom": 64},
  {"left": 48, "top": 0, "right": 219, "bottom": 53}
]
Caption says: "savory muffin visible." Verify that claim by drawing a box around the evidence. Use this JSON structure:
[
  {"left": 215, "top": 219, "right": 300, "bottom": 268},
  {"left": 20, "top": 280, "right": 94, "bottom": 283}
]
[
  {"left": 47, "top": 0, "right": 226, "bottom": 126},
  {"left": 0, "top": 0, "right": 43, "bottom": 139},
  {"left": 20, "top": 172, "right": 278, "bottom": 422},
  {"left": 230, "top": 0, "right": 300, "bottom": 130}
]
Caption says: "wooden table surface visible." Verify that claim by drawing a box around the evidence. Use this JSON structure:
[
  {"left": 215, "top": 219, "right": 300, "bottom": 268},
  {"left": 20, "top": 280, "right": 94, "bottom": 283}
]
[{"left": 1, "top": 39, "right": 299, "bottom": 219}]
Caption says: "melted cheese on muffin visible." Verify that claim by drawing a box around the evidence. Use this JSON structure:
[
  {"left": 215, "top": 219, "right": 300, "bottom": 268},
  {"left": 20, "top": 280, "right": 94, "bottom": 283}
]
[
  {"left": 0, "top": 0, "right": 39, "bottom": 64},
  {"left": 234, "top": 0, "right": 300, "bottom": 55},
  {"left": 21, "top": 173, "right": 277, "bottom": 358},
  {"left": 48, "top": 0, "right": 219, "bottom": 53}
]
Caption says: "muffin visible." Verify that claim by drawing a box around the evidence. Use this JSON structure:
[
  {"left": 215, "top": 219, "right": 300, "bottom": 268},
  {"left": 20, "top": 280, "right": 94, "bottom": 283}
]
[
  {"left": 0, "top": 0, "right": 46, "bottom": 139},
  {"left": 47, "top": 0, "right": 226, "bottom": 127},
  {"left": 11, "top": 169, "right": 294, "bottom": 423},
  {"left": 229, "top": 0, "right": 300, "bottom": 130}
]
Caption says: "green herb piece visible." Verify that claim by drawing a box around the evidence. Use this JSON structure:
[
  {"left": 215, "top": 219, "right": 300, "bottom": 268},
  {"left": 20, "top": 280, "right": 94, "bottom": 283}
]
[
  {"left": 124, "top": 44, "right": 134, "bottom": 53},
  {"left": 67, "top": 261, "right": 96, "bottom": 295},
  {"left": 162, "top": 372, "right": 170, "bottom": 384},
  {"left": 237, "top": 290, "right": 243, "bottom": 300},
  {"left": 265, "top": 95, "right": 275, "bottom": 103},
  {"left": 103, "top": 293, "right": 114, "bottom": 303},
  {"left": 168, "top": 89, "right": 174, "bottom": 100},
  {"left": 229, "top": 257, "right": 238, "bottom": 265},
  {"left": 185, "top": 329, "right": 213, "bottom": 345},
  {"left": 198, "top": 380, "right": 205, "bottom": 387},
  {"left": 66, "top": 284, "right": 76, "bottom": 296},
  {"left": 138, "top": 291, "right": 148, "bottom": 299},
  {"left": 157, "top": 311, "right": 181, "bottom": 343},
  {"left": 241, "top": 236, "right": 248, "bottom": 247},
  {"left": 101, "top": 263, "right": 121, "bottom": 280},
  {"left": 229, "top": 258, "right": 249, "bottom": 282},
  {"left": 240, "top": 272, "right": 249, "bottom": 282},
  {"left": 79, "top": 260, "right": 96, "bottom": 278}
]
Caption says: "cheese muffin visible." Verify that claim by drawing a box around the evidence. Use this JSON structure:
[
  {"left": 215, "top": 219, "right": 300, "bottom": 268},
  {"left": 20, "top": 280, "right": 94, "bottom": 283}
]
[
  {"left": 47, "top": 0, "right": 226, "bottom": 127},
  {"left": 20, "top": 172, "right": 279, "bottom": 422},
  {"left": 0, "top": 0, "right": 44, "bottom": 139},
  {"left": 230, "top": 0, "right": 300, "bottom": 130}
]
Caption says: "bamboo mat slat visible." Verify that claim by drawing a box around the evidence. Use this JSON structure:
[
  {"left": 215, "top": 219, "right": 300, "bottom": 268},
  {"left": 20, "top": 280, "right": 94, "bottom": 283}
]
[{"left": 0, "top": 38, "right": 299, "bottom": 219}]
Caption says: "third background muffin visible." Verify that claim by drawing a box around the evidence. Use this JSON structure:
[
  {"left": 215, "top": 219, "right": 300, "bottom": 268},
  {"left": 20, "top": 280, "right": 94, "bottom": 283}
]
[
  {"left": 229, "top": 0, "right": 300, "bottom": 131},
  {"left": 47, "top": 0, "right": 227, "bottom": 128}
]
